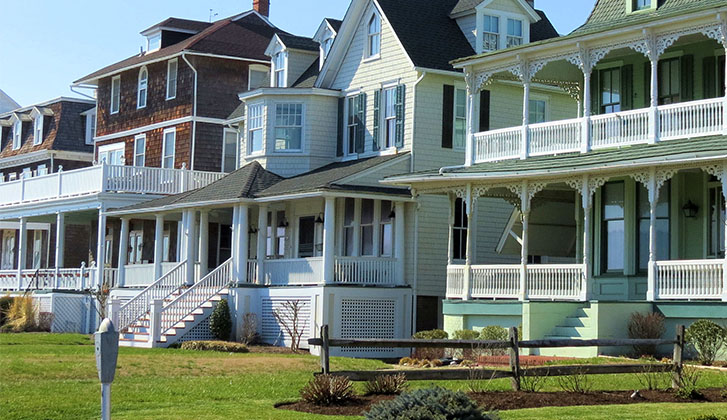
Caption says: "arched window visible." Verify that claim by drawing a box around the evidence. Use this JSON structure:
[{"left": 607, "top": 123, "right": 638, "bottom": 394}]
[
  {"left": 137, "top": 67, "right": 148, "bottom": 109},
  {"left": 367, "top": 14, "right": 381, "bottom": 58}
]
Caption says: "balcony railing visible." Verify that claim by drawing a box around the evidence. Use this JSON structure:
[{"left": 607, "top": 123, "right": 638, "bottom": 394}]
[
  {"left": 0, "top": 162, "right": 226, "bottom": 207},
  {"left": 258, "top": 256, "right": 399, "bottom": 286},
  {"left": 474, "top": 98, "right": 725, "bottom": 164}
]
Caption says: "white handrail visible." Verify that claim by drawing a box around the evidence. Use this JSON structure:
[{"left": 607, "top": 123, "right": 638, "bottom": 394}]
[
  {"left": 527, "top": 264, "right": 584, "bottom": 300},
  {"left": 334, "top": 257, "right": 397, "bottom": 285},
  {"left": 656, "top": 259, "right": 724, "bottom": 300}
]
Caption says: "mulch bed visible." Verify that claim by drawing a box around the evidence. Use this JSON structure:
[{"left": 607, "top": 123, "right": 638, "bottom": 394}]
[
  {"left": 246, "top": 345, "right": 299, "bottom": 354},
  {"left": 278, "top": 389, "right": 727, "bottom": 416},
  {"left": 478, "top": 355, "right": 575, "bottom": 366}
]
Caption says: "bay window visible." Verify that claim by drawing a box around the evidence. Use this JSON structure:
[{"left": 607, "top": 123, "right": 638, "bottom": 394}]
[
  {"left": 274, "top": 103, "right": 303, "bottom": 151},
  {"left": 248, "top": 103, "right": 264, "bottom": 154}
]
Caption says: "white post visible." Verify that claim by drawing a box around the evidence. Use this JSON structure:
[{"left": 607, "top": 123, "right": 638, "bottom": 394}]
[
  {"left": 322, "top": 197, "right": 336, "bottom": 284},
  {"left": 17, "top": 217, "right": 27, "bottom": 290},
  {"left": 521, "top": 80, "right": 530, "bottom": 160},
  {"left": 463, "top": 185, "right": 474, "bottom": 300},
  {"left": 101, "top": 383, "right": 111, "bottom": 420},
  {"left": 235, "top": 204, "right": 250, "bottom": 285},
  {"left": 647, "top": 169, "right": 659, "bottom": 301},
  {"left": 721, "top": 167, "right": 727, "bottom": 302},
  {"left": 176, "top": 213, "right": 186, "bottom": 262},
  {"left": 257, "top": 205, "right": 268, "bottom": 285},
  {"left": 198, "top": 210, "right": 209, "bottom": 277},
  {"left": 149, "top": 298, "right": 163, "bottom": 345},
  {"left": 581, "top": 67, "right": 592, "bottom": 153},
  {"left": 394, "top": 201, "right": 406, "bottom": 286},
  {"left": 55, "top": 212, "right": 65, "bottom": 289},
  {"left": 447, "top": 193, "right": 455, "bottom": 266},
  {"left": 465, "top": 73, "right": 477, "bottom": 166},
  {"left": 153, "top": 214, "right": 164, "bottom": 281},
  {"left": 581, "top": 179, "right": 593, "bottom": 302},
  {"left": 117, "top": 218, "right": 129, "bottom": 288},
  {"left": 184, "top": 210, "right": 196, "bottom": 286},
  {"left": 96, "top": 209, "right": 107, "bottom": 288},
  {"left": 649, "top": 54, "right": 659, "bottom": 144},
  {"left": 520, "top": 210, "right": 530, "bottom": 301}
]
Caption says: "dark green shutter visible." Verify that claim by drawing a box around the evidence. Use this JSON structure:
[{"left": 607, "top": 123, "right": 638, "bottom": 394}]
[
  {"left": 355, "top": 93, "right": 365, "bottom": 154},
  {"left": 373, "top": 90, "right": 381, "bottom": 151},
  {"left": 441, "top": 85, "right": 454, "bottom": 149},
  {"left": 643, "top": 62, "right": 651, "bottom": 108},
  {"left": 336, "top": 97, "right": 344, "bottom": 157},
  {"left": 590, "top": 70, "right": 599, "bottom": 115},
  {"left": 704, "top": 56, "right": 717, "bottom": 99},
  {"left": 395, "top": 85, "right": 405, "bottom": 148},
  {"left": 479, "top": 90, "right": 490, "bottom": 132},
  {"left": 680, "top": 54, "right": 694, "bottom": 101},
  {"left": 620, "top": 64, "right": 633, "bottom": 111}
]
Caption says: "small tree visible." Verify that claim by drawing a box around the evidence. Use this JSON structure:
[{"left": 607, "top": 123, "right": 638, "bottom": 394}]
[
  {"left": 273, "top": 300, "right": 306, "bottom": 352},
  {"left": 239, "top": 313, "right": 259, "bottom": 345},
  {"left": 627, "top": 312, "right": 665, "bottom": 357},
  {"left": 686, "top": 320, "right": 727, "bottom": 366},
  {"left": 209, "top": 299, "right": 232, "bottom": 341}
]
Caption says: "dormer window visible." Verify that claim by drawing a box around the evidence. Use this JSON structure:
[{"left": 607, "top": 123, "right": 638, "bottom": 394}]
[
  {"left": 482, "top": 15, "right": 500, "bottom": 52},
  {"left": 367, "top": 13, "right": 381, "bottom": 59},
  {"left": 506, "top": 19, "right": 523, "bottom": 48},
  {"left": 273, "top": 52, "right": 286, "bottom": 88},
  {"left": 12, "top": 118, "right": 21, "bottom": 150},
  {"left": 635, "top": 0, "right": 651, "bottom": 10},
  {"left": 321, "top": 37, "right": 334, "bottom": 61},
  {"left": 33, "top": 115, "right": 43, "bottom": 145},
  {"left": 249, "top": 64, "right": 270, "bottom": 90},
  {"left": 85, "top": 109, "right": 96, "bottom": 145},
  {"left": 147, "top": 33, "right": 161, "bottom": 52},
  {"left": 137, "top": 67, "right": 148, "bottom": 109}
]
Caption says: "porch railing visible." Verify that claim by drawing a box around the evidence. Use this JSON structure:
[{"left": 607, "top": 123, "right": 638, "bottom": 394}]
[
  {"left": 0, "top": 265, "right": 92, "bottom": 291},
  {"left": 334, "top": 257, "right": 397, "bottom": 285},
  {"left": 246, "top": 260, "right": 258, "bottom": 284},
  {"left": 655, "top": 259, "right": 725, "bottom": 300},
  {"left": 123, "top": 262, "right": 180, "bottom": 287},
  {"left": 474, "top": 97, "right": 726, "bottom": 164},
  {"left": 471, "top": 265, "right": 520, "bottom": 299},
  {"left": 527, "top": 264, "right": 584, "bottom": 301},
  {"left": 263, "top": 257, "right": 323, "bottom": 286}
]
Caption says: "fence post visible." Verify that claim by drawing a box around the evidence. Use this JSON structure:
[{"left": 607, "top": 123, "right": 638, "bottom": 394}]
[
  {"left": 320, "top": 325, "right": 330, "bottom": 375},
  {"left": 672, "top": 324, "right": 685, "bottom": 389},
  {"left": 509, "top": 326, "right": 521, "bottom": 391}
]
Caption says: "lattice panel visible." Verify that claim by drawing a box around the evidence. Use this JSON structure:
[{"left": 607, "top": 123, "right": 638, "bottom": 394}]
[
  {"left": 178, "top": 315, "right": 215, "bottom": 343},
  {"left": 261, "top": 298, "right": 311, "bottom": 349},
  {"left": 339, "top": 298, "right": 396, "bottom": 353}
]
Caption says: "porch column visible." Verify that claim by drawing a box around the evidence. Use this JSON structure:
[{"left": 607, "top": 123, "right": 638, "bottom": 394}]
[
  {"left": 17, "top": 217, "right": 27, "bottom": 289},
  {"left": 96, "top": 209, "right": 106, "bottom": 288},
  {"left": 721, "top": 168, "right": 727, "bottom": 302},
  {"left": 176, "top": 212, "right": 186, "bottom": 262},
  {"left": 520, "top": 211, "right": 530, "bottom": 302},
  {"left": 257, "top": 205, "right": 268, "bottom": 285},
  {"left": 465, "top": 72, "right": 476, "bottom": 166},
  {"left": 521, "top": 78, "right": 530, "bottom": 160},
  {"left": 580, "top": 178, "right": 594, "bottom": 301},
  {"left": 54, "top": 212, "right": 65, "bottom": 288},
  {"left": 463, "top": 185, "right": 474, "bottom": 300},
  {"left": 154, "top": 214, "right": 164, "bottom": 281},
  {"left": 394, "top": 201, "right": 406, "bottom": 286},
  {"left": 198, "top": 210, "right": 209, "bottom": 277},
  {"left": 322, "top": 197, "right": 336, "bottom": 284},
  {"left": 648, "top": 51, "right": 659, "bottom": 144},
  {"left": 447, "top": 193, "right": 455, "bottom": 266},
  {"left": 184, "top": 210, "right": 196, "bottom": 286},
  {"left": 646, "top": 169, "right": 659, "bottom": 301},
  {"left": 234, "top": 204, "right": 250, "bottom": 285},
  {"left": 117, "top": 217, "right": 129, "bottom": 288},
  {"left": 574, "top": 195, "right": 583, "bottom": 262},
  {"left": 581, "top": 66, "right": 592, "bottom": 153}
]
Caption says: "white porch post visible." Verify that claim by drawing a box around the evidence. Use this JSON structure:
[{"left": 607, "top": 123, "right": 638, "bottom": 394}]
[
  {"left": 574, "top": 195, "right": 583, "bottom": 262},
  {"left": 257, "top": 205, "right": 268, "bottom": 285},
  {"left": 184, "top": 210, "right": 196, "bottom": 286},
  {"left": 580, "top": 178, "right": 594, "bottom": 301},
  {"left": 465, "top": 71, "right": 476, "bottom": 166},
  {"left": 519, "top": 181, "right": 531, "bottom": 301},
  {"left": 198, "top": 210, "right": 209, "bottom": 277},
  {"left": 176, "top": 212, "right": 186, "bottom": 262},
  {"left": 323, "top": 197, "right": 336, "bottom": 284},
  {"left": 447, "top": 193, "right": 455, "bottom": 266},
  {"left": 580, "top": 48, "right": 592, "bottom": 154},
  {"left": 648, "top": 48, "right": 659, "bottom": 144},
  {"left": 117, "top": 217, "right": 129, "bottom": 288},
  {"left": 153, "top": 214, "right": 164, "bottom": 281},
  {"left": 463, "top": 185, "right": 474, "bottom": 300},
  {"left": 646, "top": 169, "right": 659, "bottom": 301},
  {"left": 54, "top": 212, "right": 65, "bottom": 288},
  {"left": 521, "top": 78, "right": 530, "bottom": 160},
  {"left": 17, "top": 217, "right": 27, "bottom": 289},
  {"left": 394, "top": 201, "right": 406, "bottom": 286},
  {"left": 721, "top": 165, "right": 727, "bottom": 302},
  {"left": 235, "top": 204, "right": 250, "bottom": 285},
  {"left": 96, "top": 209, "right": 106, "bottom": 288}
]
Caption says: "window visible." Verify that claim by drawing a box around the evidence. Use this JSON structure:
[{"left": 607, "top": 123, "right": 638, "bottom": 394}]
[
  {"left": 36, "top": 164, "right": 47, "bottom": 176},
  {"left": 85, "top": 111, "right": 96, "bottom": 145},
  {"left": 223, "top": 129, "right": 239, "bottom": 173},
  {"left": 367, "top": 13, "right": 381, "bottom": 58},
  {"left": 360, "top": 199, "right": 374, "bottom": 255},
  {"left": 273, "top": 52, "right": 286, "bottom": 87},
  {"left": 33, "top": 115, "right": 43, "bottom": 145},
  {"left": 137, "top": 67, "right": 148, "bottom": 109},
  {"left": 162, "top": 128, "right": 175, "bottom": 169},
  {"left": 110, "top": 76, "right": 121, "bottom": 114},
  {"left": 0, "top": 173, "right": 4, "bottom": 183},
  {"left": 321, "top": 37, "right": 334, "bottom": 60},
  {"left": 709, "top": 183, "right": 725, "bottom": 257},
  {"left": 482, "top": 15, "right": 500, "bottom": 52},
  {"left": 274, "top": 103, "right": 303, "bottom": 151},
  {"left": 453, "top": 88, "right": 467, "bottom": 149},
  {"left": 12, "top": 119, "right": 21, "bottom": 150},
  {"left": 529, "top": 99, "right": 546, "bottom": 124},
  {"left": 452, "top": 198, "right": 467, "bottom": 260},
  {"left": 248, "top": 67, "right": 269, "bottom": 90},
  {"left": 506, "top": 19, "right": 523, "bottom": 48},
  {"left": 343, "top": 198, "right": 355, "bottom": 256},
  {"left": 658, "top": 58, "right": 680, "bottom": 105},
  {"left": 637, "top": 182, "right": 669, "bottom": 271},
  {"left": 266, "top": 211, "right": 286, "bottom": 258},
  {"left": 134, "top": 134, "right": 146, "bottom": 167},
  {"left": 380, "top": 200, "right": 393, "bottom": 256},
  {"left": 166, "top": 59, "right": 178, "bottom": 100},
  {"left": 298, "top": 216, "right": 316, "bottom": 258},
  {"left": 8, "top": 173, "right": 17, "bottom": 181},
  {"left": 634, "top": 0, "right": 651, "bottom": 10},
  {"left": 347, "top": 94, "right": 365, "bottom": 155},
  {"left": 147, "top": 33, "right": 161, "bottom": 52},
  {"left": 602, "top": 182, "right": 625, "bottom": 273},
  {"left": 21, "top": 168, "right": 31, "bottom": 179},
  {"left": 600, "top": 67, "right": 621, "bottom": 113},
  {"left": 248, "top": 103, "right": 264, "bottom": 154},
  {"left": 98, "top": 143, "right": 125, "bottom": 165},
  {"left": 382, "top": 87, "right": 397, "bottom": 149}
]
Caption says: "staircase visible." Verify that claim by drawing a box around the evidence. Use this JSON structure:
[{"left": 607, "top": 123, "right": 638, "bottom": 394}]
[
  {"left": 542, "top": 303, "right": 599, "bottom": 357},
  {"left": 118, "top": 258, "right": 233, "bottom": 348}
]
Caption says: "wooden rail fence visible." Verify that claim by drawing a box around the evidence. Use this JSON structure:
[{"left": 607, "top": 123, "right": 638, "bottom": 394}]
[{"left": 308, "top": 325, "right": 686, "bottom": 391}]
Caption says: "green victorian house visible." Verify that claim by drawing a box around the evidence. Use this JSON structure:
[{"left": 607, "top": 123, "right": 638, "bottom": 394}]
[{"left": 387, "top": 0, "right": 727, "bottom": 357}]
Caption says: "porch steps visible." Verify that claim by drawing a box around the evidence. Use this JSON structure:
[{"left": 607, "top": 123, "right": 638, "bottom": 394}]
[{"left": 541, "top": 304, "right": 599, "bottom": 357}]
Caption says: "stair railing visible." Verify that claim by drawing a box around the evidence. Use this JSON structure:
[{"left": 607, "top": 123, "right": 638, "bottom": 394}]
[
  {"left": 158, "top": 258, "right": 233, "bottom": 337},
  {"left": 116, "top": 260, "right": 187, "bottom": 332}
]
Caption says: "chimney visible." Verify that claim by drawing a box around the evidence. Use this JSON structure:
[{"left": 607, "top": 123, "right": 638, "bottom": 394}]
[{"left": 253, "top": 0, "right": 269, "bottom": 17}]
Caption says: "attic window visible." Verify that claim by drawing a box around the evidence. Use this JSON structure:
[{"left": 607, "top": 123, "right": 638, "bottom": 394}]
[
  {"left": 482, "top": 15, "right": 500, "bottom": 52},
  {"left": 147, "top": 33, "right": 161, "bottom": 52},
  {"left": 12, "top": 119, "right": 21, "bottom": 150},
  {"left": 137, "top": 67, "right": 148, "bottom": 109},
  {"left": 367, "top": 13, "right": 381, "bottom": 59},
  {"left": 273, "top": 52, "right": 286, "bottom": 87},
  {"left": 634, "top": 0, "right": 651, "bottom": 10},
  {"left": 33, "top": 115, "right": 43, "bottom": 145},
  {"left": 506, "top": 19, "right": 523, "bottom": 48}
]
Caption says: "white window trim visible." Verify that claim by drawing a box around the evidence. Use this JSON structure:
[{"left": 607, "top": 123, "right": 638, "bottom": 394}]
[
  {"left": 364, "top": 12, "right": 382, "bottom": 61},
  {"left": 248, "top": 64, "right": 270, "bottom": 91},
  {"left": 528, "top": 93, "right": 550, "bottom": 124},
  {"left": 147, "top": 32, "right": 162, "bottom": 52},
  {"left": 98, "top": 142, "right": 125, "bottom": 165},
  {"left": 222, "top": 127, "right": 240, "bottom": 172},
  {"left": 247, "top": 102, "right": 265, "bottom": 156},
  {"left": 453, "top": 85, "right": 467, "bottom": 150},
  {"left": 475, "top": 8, "right": 531, "bottom": 54},
  {"left": 137, "top": 66, "right": 148, "bottom": 110},
  {"left": 33, "top": 115, "right": 43, "bottom": 146},
  {"left": 161, "top": 127, "right": 176, "bottom": 169},
  {"left": 381, "top": 86, "right": 397, "bottom": 151},
  {"left": 166, "top": 59, "right": 178, "bottom": 100},
  {"left": 343, "top": 92, "right": 358, "bottom": 157},
  {"left": 110, "top": 75, "right": 121, "bottom": 115},
  {"left": 12, "top": 118, "right": 22, "bottom": 150},
  {"left": 84, "top": 109, "right": 97, "bottom": 145},
  {"left": 272, "top": 102, "right": 305, "bottom": 153},
  {"left": 134, "top": 134, "right": 146, "bottom": 167},
  {"left": 272, "top": 51, "right": 287, "bottom": 88}
]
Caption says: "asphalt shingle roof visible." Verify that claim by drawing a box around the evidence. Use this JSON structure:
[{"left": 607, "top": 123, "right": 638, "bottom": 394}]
[
  {"left": 278, "top": 33, "right": 319, "bottom": 52},
  {"left": 325, "top": 18, "right": 343, "bottom": 33},
  {"left": 292, "top": 59, "right": 321, "bottom": 88},
  {"left": 141, "top": 17, "right": 213, "bottom": 34}
]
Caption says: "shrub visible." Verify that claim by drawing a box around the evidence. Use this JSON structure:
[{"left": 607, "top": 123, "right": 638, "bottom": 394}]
[
  {"left": 686, "top": 320, "right": 727, "bottom": 366},
  {"left": 37, "top": 312, "right": 54, "bottom": 332},
  {"left": 364, "top": 373, "right": 408, "bottom": 395},
  {"left": 209, "top": 299, "right": 232, "bottom": 341},
  {"left": 300, "top": 374, "right": 354, "bottom": 406},
  {"left": 635, "top": 363, "right": 672, "bottom": 391},
  {"left": 452, "top": 329, "right": 480, "bottom": 340},
  {"left": 180, "top": 340, "right": 249, "bottom": 353},
  {"left": 479, "top": 326, "right": 508, "bottom": 341},
  {"left": 412, "top": 329, "right": 448, "bottom": 360},
  {"left": 520, "top": 362, "right": 548, "bottom": 393},
  {"left": 0, "top": 295, "right": 14, "bottom": 326},
  {"left": 365, "top": 387, "right": 499, "bottom": 420},
  {"left": 413, "top": 329, "right": 448, "bottom": 340},
  {"left": 627, "top": 312, "right": 666, "bottom": 357},
  {"left": 2, "top": 296, "right": 38, "bottom": 333},
  {"left": 452, "top": 330, "right": 480, "bottom": 360},
  {"left": 676, "top": 365, "right": 704, "bottom": 400},
  {"left": 555, "top": 366, "right": 593, "bottom": 394},
  {"left": 239, "top": 313, "right": 259, "bottom": 345}
]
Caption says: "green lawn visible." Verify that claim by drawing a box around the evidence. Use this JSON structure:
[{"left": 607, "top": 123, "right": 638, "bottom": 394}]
[{"left": 1, "top": 334, "right": 726, "bottom": 420}]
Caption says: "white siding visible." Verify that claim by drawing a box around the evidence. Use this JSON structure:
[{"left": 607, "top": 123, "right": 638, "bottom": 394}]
[
  {"left": 286, "top": 50, "right": 318, "bottom": 87},
  {"left": 455, "top": 14, "right": 477, "bottom": 51}
]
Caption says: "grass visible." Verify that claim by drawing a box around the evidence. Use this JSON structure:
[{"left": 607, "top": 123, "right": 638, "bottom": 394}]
[{"left": 1, "top": 333, "right": 726, "bottom": 420}]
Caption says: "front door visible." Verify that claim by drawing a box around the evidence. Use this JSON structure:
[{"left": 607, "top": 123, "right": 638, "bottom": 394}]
[
  {"left": 128, "top": 231, "right": 143, "bottom": 264},
  {"left": 32, "top": 230, "right": 42, "bottom": 269},
  {"left": 298, "top": 217, "right": 315, "bottom": 258},
  {"left": 1, "top": 230, "right": 15, "bottom": 269}
]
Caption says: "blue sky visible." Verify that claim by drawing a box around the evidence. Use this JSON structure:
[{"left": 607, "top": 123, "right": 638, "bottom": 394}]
[{"left": 0, "top": 0, "right": 593, "bottom": 107}]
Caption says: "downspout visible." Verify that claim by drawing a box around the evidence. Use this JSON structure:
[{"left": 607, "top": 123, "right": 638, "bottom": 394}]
[
  {"left": 182, "top": 53, "right": 198, "bottom": 170},
  {"left": 410, "top": 71, "right": 426, "bottom": 173}
]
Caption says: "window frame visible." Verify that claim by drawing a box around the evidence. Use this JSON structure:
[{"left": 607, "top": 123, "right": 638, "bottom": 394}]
[
  {"left": 98, "top": 142, "right": 125, "bottom": 165},
  {"left": 137, "top": 66, "right": 148, "bottom": 109},
  {"left": 379, "top": 200, "right": 393, "bottom": 257},
  {"left": 382, "top": 86, "right": 397, "bottom": 150},
  {"left": 273, "top": 51, "right": 287, "bottom": 88},
  {"left": 365, "top": 12, "right": 381, "bottom": 60},
  {"left": 222, "top": 127, "right": 240, "bottom": 173},
  {"left": 600, "top": 181, "right": 626, "bottom": 274},
  {"left": 12, "top": 118, "right": 22, "bottom": 150},
  {"left": 247, "top": 102, "right": 264, "bottom": 155},
  {"left": 161, "top": 127, "right": 176, "bottom": 169},
  {"left": 33, "top": 114, "right": 43, "bottom": 145},
  {"left": 166, "top": 59, "right": 178, "bottom": 100},
  {"left": 506, "top": 18, "right": 524, "bottom": 48},
  {"left": 452, "top": 197, "right": 468, "bottom": 261},
  {"left": 248, "top": 64, "right": 270, "bottom": 91},
  {"left": 481, "top": 14, "right": 500, "bottom": 52},
  {"left": 85, "top": 109, "right": 97, "bottom": 145},
  {"left": 133, "top": 134, "right": 146, "bottom": 167},
  {"left": 528, "top": 96, "right": 548, "bottom": 124},
  {"left": 36, "top": 164, "right": 47, "bottom": 177},
  {"left": 273, "top": 103, "right": 304, "bottom": 153},
  {"left": 110, "top": 75, "right": 121, "bottom": 115},
  {"left": 345, "top": 92, "right": 365, "bottom": 156},
  {"left": 453, "top": 87, "right": 467, "bottom": 150},
  {"left": 600, "top": 67, "right": 622, "bottom": 114}
]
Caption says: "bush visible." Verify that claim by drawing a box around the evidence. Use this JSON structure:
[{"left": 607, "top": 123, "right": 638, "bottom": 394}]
[
  {"left": 627, "top": 312, "right": 666, "bottom": 356},
  {"left": 555, "top": 366, "right": 593, "bottom": 394},
  {"left": 364, "top": 373, "right": 408, "bottom": 395},
  {"left": 0, "top": 295, "right": 14, "bottom": 326},
  {"left": 37, "top": 312, "right": 54, "bottom": 332},
  {"left": 686, "top": 320, "right": 727, "bottom": 366},
  {"left": 479, "top": 326, "right": 508, "bottom": 341},
  {"left": 365, "top": 387, "right": 499, "bottom": 420},
  {"left": 2, "top": 296, "right": 38, "bottom": 333},
  {"left": 209, "top": 299, "right": 232, "bottom": 341},
  {"left": 180, "top": 340, "right": 249, "bottom": 353},
  {"left": 676, "top": 365, "right": 704, "bottom": 400},
  {"left": 239, "top": 313, "right": 259, "bottom": 345},
  {"left": 413, "top": 329, "right": 448, "bottom": 340},
  {"left": 452, "top": 330, "right": 480, "bottom": 340},
  {"left": 300, "top": 374, "right": 354, "bottom": 406},
  {"left": 412, "top": 329, "right": 448, "bottom": 360}
]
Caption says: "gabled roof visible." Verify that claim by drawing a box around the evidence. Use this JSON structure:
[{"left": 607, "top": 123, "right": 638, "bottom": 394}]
[
  {"left": 140, "top": 17, "right": 212, "bottom": 35},
  {"left": 0, "top": 90, "right": 19, "bottom": 114},
  {"left": 277, "top": 33, "right": 319, "bottom": 52},
  {"left": 292, "top": 59, "right": 321, "bottom": 88},
  {"left": 325, "top": 18, "right": 343, "bottom": 33},
  {"left": 75, "top": 12, "right": 284, "bottom": 85},
  {"left": 450, "top": 0, "right": 540, "bottom": 21}
]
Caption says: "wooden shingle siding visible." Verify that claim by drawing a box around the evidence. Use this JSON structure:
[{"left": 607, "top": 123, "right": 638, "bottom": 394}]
[
  {"left": 195, "top": 56, "right": 255, "bottom": 120},
  {"left": 193, "top": 122, "right": 224, "bottom": 173}
]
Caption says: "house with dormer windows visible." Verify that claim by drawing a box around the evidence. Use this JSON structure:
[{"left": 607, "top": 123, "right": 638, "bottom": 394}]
[{"left": 388, "top": 0, "right": 727, "bottom": 357}]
